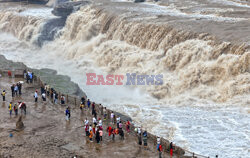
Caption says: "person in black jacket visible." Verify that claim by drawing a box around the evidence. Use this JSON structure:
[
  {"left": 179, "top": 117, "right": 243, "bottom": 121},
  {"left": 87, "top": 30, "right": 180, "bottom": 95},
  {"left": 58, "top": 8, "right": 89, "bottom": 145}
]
[{"left": 11, "top": 84, "right": 14, "bottom": 97}]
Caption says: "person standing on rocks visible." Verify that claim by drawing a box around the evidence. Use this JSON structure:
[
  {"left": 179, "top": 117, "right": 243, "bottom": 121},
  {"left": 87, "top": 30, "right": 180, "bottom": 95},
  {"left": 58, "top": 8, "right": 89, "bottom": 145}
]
[
  {"left": 26, "top": 73, "right": 30, "bottom": 83},
  {"left": 50, "top": 88, "right": 54, "bottom": 100},
  {"left": 170, "top": 142, "right": 174, "bottom": 157},
  {"left": 8, "top": 102, "right": 12, "bottom": 116},
  {"left": 92, "top": 123, "right": 96, "bottom": 134},
  {"left": 41, "top": 85, "right": 45, "bottom": 95},
  {"left": 18, "top": 82, "right": 22, "bottom": 96},
  {"left": 98, "top": 118, "right": 102, "bottom": 130},
  {"left": 157, "top": 136, "right": 161, "bottom": 151},
  {"left": 138, "top": 133, "right": 142, "bottom": 145},
  {"left": 103, "top": 107, "right": 107, "bottom": 120},
  {"left": 89, "top": 129, "right": 93, "bottom": 142},
  {"left": 126, "top": 120, "right": 130, "bottom": 133},
  {"left": 11, "top": 84, "right": 15, "bottom": 97},
  {"left": 158, "top": 143, "right": 163, "bottom": 158},
  {"left": 80, "top": 102, "right": 84, "bottom": 112},
  {"left": 81, "top": 96, "right": 85, "bottom": 105},
  {"left": 111, "top": 111, "right": 114, "bottom": 124},
  {"left": 29, "top": 72, "right": 33, "bottom": 83},
  {"left": 1, "top": 90, "right": 6, "bottom": 101},
  {"left": 95, "top": 129, "right": 100, "bottom": 144},
  {"left": 112, "top": 127, "right": 116, "bottom": 141},
  {"left": 116, "top": 117, "right": 120, "bottom": 129},
  {"left": 99, "top": 129, "right": 103, "bottom": 141},
  {"left": 23, "top": 69, "right": 27, "bottom": 79},
  {"left": 143, "top": 130, "right": 148, "bottom": 147},
  {"left": 87, "top": 99, "right": 91, "bottom": 109},
  {"left": 34, "top": 90, "right": 38, "bottom": 102},
  {"left": 91, "top": 102, "right": 95, "bottom": 115},
  {"left": 54, "top": 92, "right": 58, "bottom": 104},
  {"left": 65, "top": 107, "right": 70, "bottom": 121},
  {"left": 119, "top": 121, "right": 123, "bottom": 129},
  {"left": 14, "top": 103, "right": 18, "bottom": 116},
  {"left": 14, "top": 84, "right": 18, "bottom": 96},
  {"left": 93, "top": 117, "right": 97, "bottom": 126},
  {"left": 119, "top": 128, "right": 124, "bottom": 140},
  {"left": 84, "top": 118, "right": 89, "bottom": 136}
]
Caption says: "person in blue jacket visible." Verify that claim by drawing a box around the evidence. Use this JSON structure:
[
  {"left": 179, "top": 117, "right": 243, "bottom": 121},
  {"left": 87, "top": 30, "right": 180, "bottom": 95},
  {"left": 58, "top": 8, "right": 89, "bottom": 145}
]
[{"left": 65, "top": 107, "right": 71, "bottom": 120}]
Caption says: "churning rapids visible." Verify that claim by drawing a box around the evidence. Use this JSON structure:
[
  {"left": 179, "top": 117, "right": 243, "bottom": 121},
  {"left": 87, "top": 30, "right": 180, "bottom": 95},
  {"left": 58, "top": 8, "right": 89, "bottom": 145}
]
[{"left": 0, "top": 0, "right": 249, "bottom": 157}]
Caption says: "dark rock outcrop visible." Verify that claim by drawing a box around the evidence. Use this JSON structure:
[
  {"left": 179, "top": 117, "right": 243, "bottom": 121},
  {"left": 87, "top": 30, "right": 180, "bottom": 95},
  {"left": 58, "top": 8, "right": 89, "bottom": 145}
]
[
  {"left": 52, "top": 1, "right": 90, "bottom": 17},
  {"left": 16, "top": 116, "right": 24, "bottom": 130},
  {"left": 134, "top": 0, "right": 145, "bottom": 3},
  {"left": 36, "top": 17, "right": 66, "bottom": 47}
]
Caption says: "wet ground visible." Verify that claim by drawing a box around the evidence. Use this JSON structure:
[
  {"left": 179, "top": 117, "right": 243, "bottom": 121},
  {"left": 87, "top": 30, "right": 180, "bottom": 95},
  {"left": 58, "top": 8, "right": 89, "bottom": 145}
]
[{"left": 0, "top": 76, "right": 173, "bottom": 158}]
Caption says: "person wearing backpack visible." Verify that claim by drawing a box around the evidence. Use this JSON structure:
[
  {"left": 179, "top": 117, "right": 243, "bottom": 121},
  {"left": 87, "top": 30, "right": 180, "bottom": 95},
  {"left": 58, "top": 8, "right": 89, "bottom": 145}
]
[{"left": 143, "top": 130, "right": 148, "bottom": 147}]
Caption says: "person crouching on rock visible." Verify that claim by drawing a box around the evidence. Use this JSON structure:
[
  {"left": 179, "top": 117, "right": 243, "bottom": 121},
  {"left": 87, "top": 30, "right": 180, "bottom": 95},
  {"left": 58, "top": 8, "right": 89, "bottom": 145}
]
[{"left": 19, "top": 102, "right": 27, "bottom": 115}]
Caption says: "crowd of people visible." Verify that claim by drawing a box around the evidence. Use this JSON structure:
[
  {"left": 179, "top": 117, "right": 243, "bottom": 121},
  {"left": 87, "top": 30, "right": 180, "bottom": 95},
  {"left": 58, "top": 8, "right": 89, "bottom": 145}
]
[
  {"left": 1, "top": 81, "right": 26, "bottom": 117},
  {"left": 1, "top": 70, "right": 177, "bottom": 158}
]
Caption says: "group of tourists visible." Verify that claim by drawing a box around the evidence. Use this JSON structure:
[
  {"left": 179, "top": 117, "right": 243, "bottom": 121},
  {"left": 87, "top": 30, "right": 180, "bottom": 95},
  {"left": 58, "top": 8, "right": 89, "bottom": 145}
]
[
  {"left": 11, "top": 82, "right": 22, "bottom": 97},
  {"left": 8, "top": 101, "right": 26, "bottom": 116},
  {"left": 24, "top": 70, "right": 33, "bottom": 84},
  {"left": 34, "top": 84, "right": 59, "bottom": 104},
  {"left": 1, "top": 84, "right": 26, "bottom": 116},
  {"left": 1, "top": 70, "right": 177, "bottom": 158}
]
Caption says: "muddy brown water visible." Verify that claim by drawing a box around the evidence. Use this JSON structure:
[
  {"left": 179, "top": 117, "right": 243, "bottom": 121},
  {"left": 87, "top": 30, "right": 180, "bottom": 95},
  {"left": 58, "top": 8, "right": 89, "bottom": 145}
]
[{"left": 0, "top": 77, "right": 174, "bottom": 158}]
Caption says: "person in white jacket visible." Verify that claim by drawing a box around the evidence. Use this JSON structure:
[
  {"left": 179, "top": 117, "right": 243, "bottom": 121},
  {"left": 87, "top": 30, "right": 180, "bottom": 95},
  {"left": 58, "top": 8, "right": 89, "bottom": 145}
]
[{"left": 34, "top": 91, "right": 38, "bottom": 102}]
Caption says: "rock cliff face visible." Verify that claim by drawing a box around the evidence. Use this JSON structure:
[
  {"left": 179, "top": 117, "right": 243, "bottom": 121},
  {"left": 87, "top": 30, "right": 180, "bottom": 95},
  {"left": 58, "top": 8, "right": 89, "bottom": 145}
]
[{"left": 52, "top": 1, "right": 90, "bottom": 17}]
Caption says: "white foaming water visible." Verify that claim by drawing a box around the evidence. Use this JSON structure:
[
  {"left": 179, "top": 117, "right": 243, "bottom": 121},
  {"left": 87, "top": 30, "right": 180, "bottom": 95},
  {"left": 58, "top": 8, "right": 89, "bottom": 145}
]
[
  {"left": 0, "top": 4, "right": 249, "bottom": 158},
  {"left": 19, "top": 8, "right": 55, "bottom": 18}
]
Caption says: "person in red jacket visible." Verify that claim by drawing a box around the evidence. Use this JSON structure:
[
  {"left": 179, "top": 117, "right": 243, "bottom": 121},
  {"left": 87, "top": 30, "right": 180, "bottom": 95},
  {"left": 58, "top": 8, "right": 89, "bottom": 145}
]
[
  {"left": 107, "top": 126, "right": 112, "bottom": 137},
  {"left": 126, "top": 120, "right": 130, "bottom": 133},
  {"left": 170, "top": 142, "right": 174, "bottom": 157},
  {"left": 158, "top": 144, "right": 163, "bottom": 158}
]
